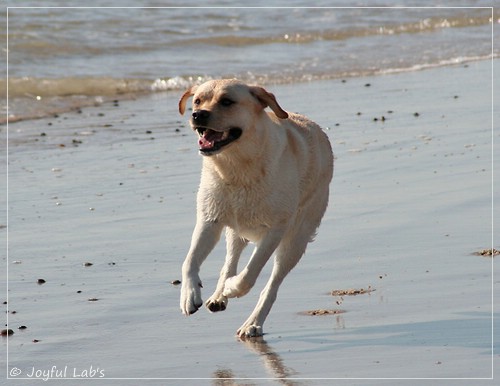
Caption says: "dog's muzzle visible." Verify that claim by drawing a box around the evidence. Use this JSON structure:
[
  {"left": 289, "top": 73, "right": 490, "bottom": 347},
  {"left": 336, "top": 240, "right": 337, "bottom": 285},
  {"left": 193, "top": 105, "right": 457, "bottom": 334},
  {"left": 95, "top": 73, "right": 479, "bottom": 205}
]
[
  {"left": 195, "top": 126, "right": 242, "bottom": 155},
  {"left": 191, "top": 109, "right": 242, "bottom": 155},
  {"left": 192, "top": 109, "right": 210, "bottom": 127}
]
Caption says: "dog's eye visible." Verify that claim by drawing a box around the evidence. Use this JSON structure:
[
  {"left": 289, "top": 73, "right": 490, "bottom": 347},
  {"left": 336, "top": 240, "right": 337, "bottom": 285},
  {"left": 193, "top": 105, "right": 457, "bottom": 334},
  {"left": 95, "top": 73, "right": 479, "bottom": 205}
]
[
  {"left": 194, "top": 98, "right": 201, "bottom": 105},
  {"left": 219, "top": 98, "right": 235, "bottom": 107}
]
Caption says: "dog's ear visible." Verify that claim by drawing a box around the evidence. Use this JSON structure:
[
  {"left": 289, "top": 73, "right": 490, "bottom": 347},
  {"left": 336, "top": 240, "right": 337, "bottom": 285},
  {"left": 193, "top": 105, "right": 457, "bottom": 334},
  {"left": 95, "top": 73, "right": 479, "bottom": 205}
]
[
  {"left": 249, "top": 86, "right": 288, "bottom": 119},
  {"left": 178, "top": 86, "right": 198, "bottom": 115}
]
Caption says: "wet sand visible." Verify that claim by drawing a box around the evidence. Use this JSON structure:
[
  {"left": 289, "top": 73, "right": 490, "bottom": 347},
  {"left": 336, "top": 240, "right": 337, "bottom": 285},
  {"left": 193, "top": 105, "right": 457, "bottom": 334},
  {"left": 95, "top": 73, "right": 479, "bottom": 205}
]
[{"left": 3, "top": 60, "right": 498, "bottom": 384}]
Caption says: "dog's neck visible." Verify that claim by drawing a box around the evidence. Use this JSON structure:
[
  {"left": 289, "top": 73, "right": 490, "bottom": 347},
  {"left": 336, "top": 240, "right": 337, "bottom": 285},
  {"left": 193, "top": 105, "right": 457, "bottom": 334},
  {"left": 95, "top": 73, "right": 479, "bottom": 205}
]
[
  {"left": 202, "top": 113, "right": 286, "bottom": 186},
  {"left": 203, "top": 149, "right": 268, "bottom": 186}
]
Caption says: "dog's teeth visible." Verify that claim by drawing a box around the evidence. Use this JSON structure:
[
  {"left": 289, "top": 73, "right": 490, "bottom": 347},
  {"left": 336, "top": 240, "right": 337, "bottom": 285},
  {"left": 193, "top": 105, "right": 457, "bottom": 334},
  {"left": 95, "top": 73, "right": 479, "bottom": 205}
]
[{"left": 221, "top": 131, "right": 229, "bottom": 140}]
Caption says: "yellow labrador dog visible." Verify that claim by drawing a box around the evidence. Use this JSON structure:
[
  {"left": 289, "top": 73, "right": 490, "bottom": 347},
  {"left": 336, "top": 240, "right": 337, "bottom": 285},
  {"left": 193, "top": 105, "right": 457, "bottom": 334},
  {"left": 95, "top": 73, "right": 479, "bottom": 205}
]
[{"left": 178, "top": 79, "right": 333, "bottom": 338}]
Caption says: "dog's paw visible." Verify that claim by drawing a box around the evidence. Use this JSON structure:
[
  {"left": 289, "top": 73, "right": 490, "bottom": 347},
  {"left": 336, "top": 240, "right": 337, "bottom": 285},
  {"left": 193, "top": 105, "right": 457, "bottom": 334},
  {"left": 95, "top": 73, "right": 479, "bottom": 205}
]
[
  {"left": 222, "top": 275, "right": 251, "bottom": 298},
  {"left": 205, "top": 294, "right": 228, "bottom": 313},
  {"left": 179, "top": 276, "right": 203, "bottom": 315},
  {"left": 237, "top": 323, "right": 263, "bottom": 339}
]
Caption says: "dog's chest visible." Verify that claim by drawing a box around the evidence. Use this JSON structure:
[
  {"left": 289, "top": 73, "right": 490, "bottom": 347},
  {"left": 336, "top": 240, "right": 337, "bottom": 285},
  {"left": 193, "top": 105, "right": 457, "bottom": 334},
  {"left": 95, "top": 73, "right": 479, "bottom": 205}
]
[{"left": 200, "top": 180, "right": 273, "bottom": 234}]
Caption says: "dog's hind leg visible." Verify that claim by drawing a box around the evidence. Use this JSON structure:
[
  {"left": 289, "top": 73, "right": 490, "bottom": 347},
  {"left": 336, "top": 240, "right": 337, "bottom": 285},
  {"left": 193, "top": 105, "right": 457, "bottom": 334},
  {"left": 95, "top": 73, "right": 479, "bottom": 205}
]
[
  {"left": 223, "top": 227, "right": 285, "bottom": 299},
  {"left": 236, "top": 225, "right": 312, "bottom": 338},
  {"left": 206, "top": 228, "right": 248, "bottom": 312}
]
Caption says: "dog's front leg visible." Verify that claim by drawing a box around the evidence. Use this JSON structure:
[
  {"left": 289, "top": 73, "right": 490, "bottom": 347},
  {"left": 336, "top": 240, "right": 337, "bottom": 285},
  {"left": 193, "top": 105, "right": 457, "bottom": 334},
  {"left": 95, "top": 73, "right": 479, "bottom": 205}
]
[
  {"left": 223, "top": 227, "right": 285, "bottom": 299},
  {"left": 180, "top": 220, "right": 223, "bottom": 315}
]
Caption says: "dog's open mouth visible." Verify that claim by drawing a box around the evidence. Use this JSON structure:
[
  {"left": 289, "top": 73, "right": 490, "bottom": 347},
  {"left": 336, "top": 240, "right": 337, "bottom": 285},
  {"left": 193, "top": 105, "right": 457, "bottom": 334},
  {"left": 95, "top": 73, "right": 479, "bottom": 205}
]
[{"left": 196, "top": 127, "right": 242, "bottom": 155}]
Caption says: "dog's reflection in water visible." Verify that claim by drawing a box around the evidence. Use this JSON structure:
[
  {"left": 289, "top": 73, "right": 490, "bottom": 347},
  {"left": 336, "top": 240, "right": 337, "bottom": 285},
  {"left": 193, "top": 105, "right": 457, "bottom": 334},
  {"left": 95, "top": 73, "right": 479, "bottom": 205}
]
[{"left": 213, "top": 337, "right": 303, "bottom": 386}]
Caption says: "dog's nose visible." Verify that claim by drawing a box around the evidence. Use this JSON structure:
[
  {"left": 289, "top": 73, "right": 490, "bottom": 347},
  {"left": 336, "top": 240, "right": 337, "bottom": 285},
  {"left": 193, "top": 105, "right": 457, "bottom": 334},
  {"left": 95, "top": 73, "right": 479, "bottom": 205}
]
[{"left": 192, "top": 110, "right": 210, "bottom": 125}]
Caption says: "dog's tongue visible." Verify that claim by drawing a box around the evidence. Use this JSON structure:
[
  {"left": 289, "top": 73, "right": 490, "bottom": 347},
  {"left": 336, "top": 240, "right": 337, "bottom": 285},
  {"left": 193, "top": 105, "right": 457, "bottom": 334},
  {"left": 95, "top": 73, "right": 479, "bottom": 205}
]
[{"left": 199, "top": 129, "right": 224, "bottom": 150}]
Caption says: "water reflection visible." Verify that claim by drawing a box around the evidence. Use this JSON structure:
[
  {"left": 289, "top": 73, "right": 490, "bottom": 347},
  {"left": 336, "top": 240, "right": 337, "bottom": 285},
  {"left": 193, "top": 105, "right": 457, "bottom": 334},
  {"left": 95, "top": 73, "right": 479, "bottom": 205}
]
[
  {"left": 213, "top": 337, "right": 302, "bottom": 386},
  {"left": 334, "top": 313, "right": 346, "bottom": 330}
]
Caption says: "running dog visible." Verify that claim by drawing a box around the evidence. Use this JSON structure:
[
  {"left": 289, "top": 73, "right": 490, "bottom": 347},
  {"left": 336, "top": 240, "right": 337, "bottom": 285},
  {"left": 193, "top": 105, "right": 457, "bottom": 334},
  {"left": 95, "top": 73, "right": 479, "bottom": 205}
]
[{"left": 178, "top": 79, "right": 333, "bottom": 338}]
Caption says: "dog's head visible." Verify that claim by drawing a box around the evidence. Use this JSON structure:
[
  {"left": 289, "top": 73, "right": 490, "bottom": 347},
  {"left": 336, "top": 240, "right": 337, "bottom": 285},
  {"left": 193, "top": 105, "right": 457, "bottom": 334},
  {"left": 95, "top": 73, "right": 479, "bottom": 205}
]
[{"left": 179, "top": 79, "right": 288, "bottom": 156}]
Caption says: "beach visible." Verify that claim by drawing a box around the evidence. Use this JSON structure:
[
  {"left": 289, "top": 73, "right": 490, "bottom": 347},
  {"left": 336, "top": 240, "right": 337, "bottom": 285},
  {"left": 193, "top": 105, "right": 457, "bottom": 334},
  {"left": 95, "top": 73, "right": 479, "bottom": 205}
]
[{"left": 3, "top": 58, "right": 498, "bottom": 384}]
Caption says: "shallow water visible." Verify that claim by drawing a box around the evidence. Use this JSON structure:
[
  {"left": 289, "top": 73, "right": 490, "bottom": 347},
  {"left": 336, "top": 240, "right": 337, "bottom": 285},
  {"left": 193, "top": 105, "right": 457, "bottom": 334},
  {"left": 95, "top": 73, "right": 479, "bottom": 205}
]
[
  {"left": 2, "top": 2, "right": 498, "bottom": 383},
  {"left": 4, "top": 60, "right": 497, "bottom": 383},
  {"left": 2, "top": 2, "right": 499, "bottom": 121}
]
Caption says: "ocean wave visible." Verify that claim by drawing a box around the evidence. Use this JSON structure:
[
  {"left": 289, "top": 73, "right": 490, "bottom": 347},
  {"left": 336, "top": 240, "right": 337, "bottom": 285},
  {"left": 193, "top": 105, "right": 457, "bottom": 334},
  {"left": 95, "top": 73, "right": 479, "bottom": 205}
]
[
  {"left": 2, "top": 54, "right": 496, "bottom": 124},
  {"left": 4, "top": 53, "right": 496, "bottom": 101},
  {"left": 174, "top": 13, "right": 496, "bottom": 47},
  {"left": 3, "top": 75, "right": 219, "bottom": 100},
  {"left": 4, "top": 6, "right": 496, "bottom": 124},
  {"left": 4, "top": 77, "right": 154, "bottom": 98},
  {"left": 374, "top": 54, "right": 498, "bottom": 76}
]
